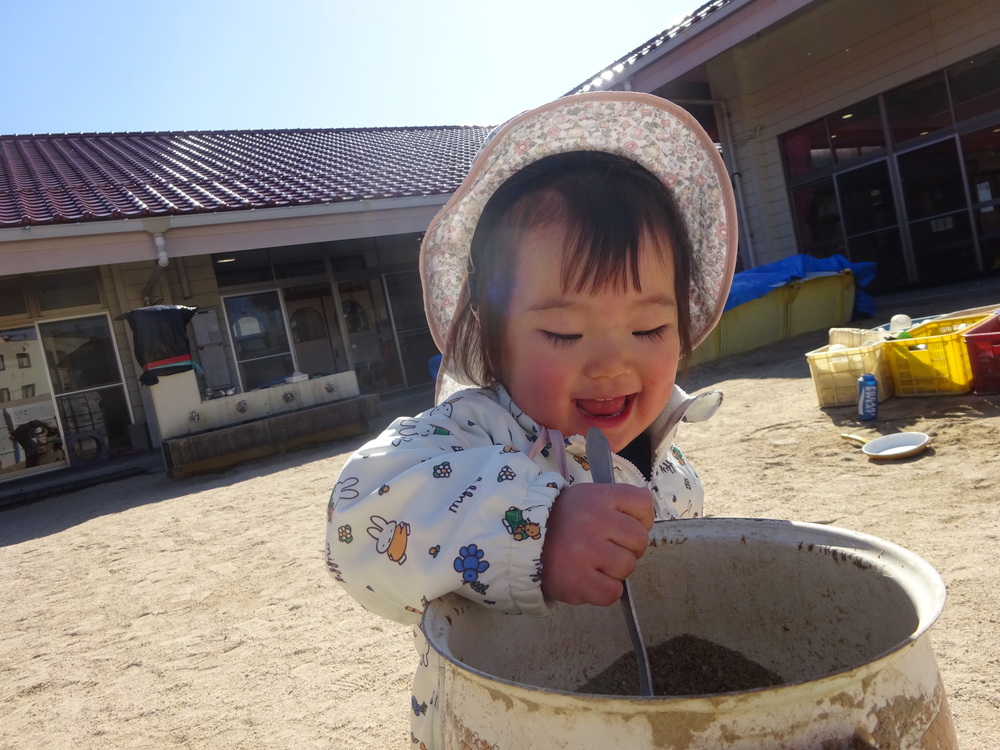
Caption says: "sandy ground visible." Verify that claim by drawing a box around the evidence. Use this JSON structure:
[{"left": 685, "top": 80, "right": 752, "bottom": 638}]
[{"left": 2, "top": 305, "right": 1000, "bottom": 748}]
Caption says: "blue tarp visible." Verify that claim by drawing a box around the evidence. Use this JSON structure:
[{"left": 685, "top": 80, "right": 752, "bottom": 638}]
[{"left": 724, "top": 254, "right": 876, "bottom": 317}]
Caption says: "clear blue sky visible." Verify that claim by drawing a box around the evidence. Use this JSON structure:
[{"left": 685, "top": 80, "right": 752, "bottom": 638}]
[{"left": 2, "top": 0, "right": 699, "bottom": 135}]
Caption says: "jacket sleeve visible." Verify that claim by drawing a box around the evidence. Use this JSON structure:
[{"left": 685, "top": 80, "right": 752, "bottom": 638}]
[{"left": 325, "top": 401, "right": 566, "bottom": 625}]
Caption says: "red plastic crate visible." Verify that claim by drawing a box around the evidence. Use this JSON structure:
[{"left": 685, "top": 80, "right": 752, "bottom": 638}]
[{"left": 963, "top": 312, "right": 1000, "bottom": 394}]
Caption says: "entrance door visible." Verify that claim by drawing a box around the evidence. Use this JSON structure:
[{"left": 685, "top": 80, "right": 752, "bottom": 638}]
[
  {"left": 837, "top": 160, "right": 907, "bottom": 292},
  {"left": 898, "top": 138, "right": 978, "bottom": 282},
  {"left": 222, "top": 291, "right": 294, "bottom": 391},
  {"left": 337, "top": 278, "right": 403, "bottom": 393},
  {"left": 37, "top": 314, "right": 132, "bottom": 465},
  {"left": 284, "top": 285, "right": 346, "bottom": 378}
]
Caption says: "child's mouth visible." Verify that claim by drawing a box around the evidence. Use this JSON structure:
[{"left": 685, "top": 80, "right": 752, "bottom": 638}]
[{"left": 576, "top": 395, "right": 630, "bottom": 419}]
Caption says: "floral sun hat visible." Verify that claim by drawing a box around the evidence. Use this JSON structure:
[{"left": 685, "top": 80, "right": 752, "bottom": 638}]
[{"left": 421, "top": 91, "right": 739, "bottom": 399}]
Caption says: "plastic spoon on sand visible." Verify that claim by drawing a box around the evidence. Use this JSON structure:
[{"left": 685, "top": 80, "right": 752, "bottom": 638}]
[{"left": 587, "top": 427, "right": 655, "bottom": 697}]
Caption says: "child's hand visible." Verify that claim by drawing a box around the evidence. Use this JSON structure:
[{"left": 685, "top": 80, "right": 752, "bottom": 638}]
[{"left": 539, "top": 483, "right": 655, "bottom": 607}]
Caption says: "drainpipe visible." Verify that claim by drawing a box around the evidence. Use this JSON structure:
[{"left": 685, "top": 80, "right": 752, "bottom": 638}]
[
  {"left": 142, "top": 232, "right": 169, "bottom": 305},
  {"left": 672, "top": 97, "right": 758, "bottom": 269},
  {"left": 176, "top": 256, "right": 193, "bottom": 299}
]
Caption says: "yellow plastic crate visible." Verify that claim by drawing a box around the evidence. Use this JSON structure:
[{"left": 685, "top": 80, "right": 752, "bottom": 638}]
[
  {"left": 805, "top": 335, "right": 893, "bottom": 408},
  {"left": 883, "top": 314, "right": 989, "bottom": 395}
]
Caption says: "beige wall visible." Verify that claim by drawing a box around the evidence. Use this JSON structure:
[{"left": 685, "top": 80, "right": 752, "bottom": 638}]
[{"left": 708, "top": 0, "right": 999, "bottom": 266}]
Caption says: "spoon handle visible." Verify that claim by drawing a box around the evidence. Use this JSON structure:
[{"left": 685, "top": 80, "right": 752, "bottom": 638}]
[{"left": 587, "top": 428, "right": 655, "bottom": 697}]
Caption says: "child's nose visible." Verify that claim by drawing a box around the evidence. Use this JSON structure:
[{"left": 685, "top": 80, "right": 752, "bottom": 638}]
[{"left": 583, "top": 338, "right": 631, "bottom": 379}]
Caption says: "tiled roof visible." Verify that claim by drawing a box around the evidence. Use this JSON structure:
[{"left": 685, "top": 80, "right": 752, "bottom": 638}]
[
  {"left": 0, "top": 126, "right": 492, "bottom": 228},
  {"left": 568, "top": 0, "right": 735, "bottom": 95}
]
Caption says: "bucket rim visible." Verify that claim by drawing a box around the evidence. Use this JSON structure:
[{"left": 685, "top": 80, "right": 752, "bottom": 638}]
[{"left": 421, "top": 517, "right": 947, "bottom": 704}]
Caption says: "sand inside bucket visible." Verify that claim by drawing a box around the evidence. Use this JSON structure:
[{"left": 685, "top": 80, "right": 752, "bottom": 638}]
[{"left": 577, "top": 633, "right": 785, "bottom": 696}]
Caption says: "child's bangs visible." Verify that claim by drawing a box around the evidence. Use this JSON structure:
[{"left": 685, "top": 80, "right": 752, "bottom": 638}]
[{"left": 517, "top": 179, "right": 673, "bottom": 297}]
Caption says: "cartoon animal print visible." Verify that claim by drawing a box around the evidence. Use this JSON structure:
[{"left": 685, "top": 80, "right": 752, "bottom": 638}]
[
  {"left": 574, "top": 454, "right": 591, "bottom": 471},
  {"left": 396, "top": 417, "right": 454, "bottom": 439},
  {"left": 502, "top": 507, "right": 541, "bottom": 541},
  {"left": 368, "top": 515, "right": 410, "bottom": 564},
  {"left": 328, "top": 476, "right": 360, "bottom": 520},
  {"left": 671, "top": 445, "right": 687, "bottom": 465},
  {"left": 430, "top": 397, "right": 463, "bottom": 419}
]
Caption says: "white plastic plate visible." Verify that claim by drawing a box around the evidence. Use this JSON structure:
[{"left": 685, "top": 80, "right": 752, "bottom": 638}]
[{"left": 860, "top": 432, "right": 931, "bottom": 459}]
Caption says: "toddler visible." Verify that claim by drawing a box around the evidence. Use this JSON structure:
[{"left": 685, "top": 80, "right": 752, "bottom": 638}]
[{"left": 325, "top": 91, "right": 737, "bottom": 748}]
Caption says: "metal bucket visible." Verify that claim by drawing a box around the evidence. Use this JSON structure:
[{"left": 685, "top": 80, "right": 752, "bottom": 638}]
[{"left": 421, "top": 518, "right": 956, "bottom": 749}]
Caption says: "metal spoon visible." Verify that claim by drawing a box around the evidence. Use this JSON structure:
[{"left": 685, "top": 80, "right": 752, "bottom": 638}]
[{"left": 587, "top": 427, "right": 655, "bottom": 696}]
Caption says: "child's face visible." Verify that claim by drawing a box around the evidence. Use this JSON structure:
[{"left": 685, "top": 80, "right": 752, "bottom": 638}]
[{"left": 502, "top": 220, "right": 680, "bottom": 453}]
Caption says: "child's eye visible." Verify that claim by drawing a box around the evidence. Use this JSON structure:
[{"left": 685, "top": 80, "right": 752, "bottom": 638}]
[
  {"left": 542, "top": 331, "right": 581, "bottom": 346},
  {"left": 634, "top": 325, "right": 670, "bottom": 340}
]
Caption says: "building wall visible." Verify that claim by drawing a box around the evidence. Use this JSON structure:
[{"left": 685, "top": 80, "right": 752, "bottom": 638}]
[{"left": 710, "top": 0, "right": 999, "bottom": 266}]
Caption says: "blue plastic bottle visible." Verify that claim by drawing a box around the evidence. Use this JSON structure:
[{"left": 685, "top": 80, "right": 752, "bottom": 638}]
[{"left": 858, "top": 373, "right": 878, "bottom": 421}]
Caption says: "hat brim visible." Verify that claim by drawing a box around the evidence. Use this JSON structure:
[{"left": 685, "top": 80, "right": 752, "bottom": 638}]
[{"left": 421, "top": 91, "right": 738, "bottom": 396}]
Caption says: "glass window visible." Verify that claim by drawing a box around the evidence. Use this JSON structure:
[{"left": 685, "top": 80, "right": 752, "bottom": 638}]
[
  {"left": 376, "top": 233, "right": 421, "bottom": 267},
  {"left": 781, "top": 120, "right": 832, "bottom": 179},
  {"left": 223, "top": 290, "right": 294, "bottom": 390},
  {"left": 55, "top": 385, "right": 133, "bottom": 451},
  {"left": 962, "top": 125, "right": 1000, "bottom": 209},
  {"left": 272, "top": 243, "right": 327, "bottom": 280},
  {"left": 886, "top": 72, "right": 951, "bottom": 144},
  {"left": 949, "top": 46, "right": 1000, "bottom": 123},
  {"left": 213, "top": 249, "right": 273, "bottom": 287},
  {"left": 790, "top": 179, "right": 844, "bottom": 257},
  {"left": 329, "top": 237, "right": 379, "bottom": 273},
  {"left": 0, "top": 277, "right": 29, "bottom": 318},
  {"left": 397, "top": 329, "right": 437, "bottom": 387},
  {"left": 384, "top": 271, "right": 428, "bottom": 331},
  {"left": 828, "top": 99, "right": 885, "bottom": 164},
  {"left": 837, "top": 161, "right": 897, "bottom": 235},
  {"left": 909, "top": 212, "right": 976, "bottom": 282},
  {"left": 290, "top": 307, "right": 327, "bottom": 342},
  {"left": 338, "top": 278, "right": 404, "bottom": 393},
  {"left": 975, "top": 206, "right": 1000, "bottom": 272},
  {"left": 847, "top": 229, "right": 907, "bottom": 292},
  {"left": 0, "top": 328, "right": 46, "bottom": 409},
  {"left": 283, "top": 284, "right": 345, "bottom": 377},
  {"left": 961, "top": 125, "right": 1000, "bottom": 271},
  {"left": 897, "top": 139, "right": 966, "bottom": 220},
  {"left": 33, "top": 269, "right": 102, "bottom": 311},
  {"left": 37, "top": 315, "right": 121, "bottom": 394}
]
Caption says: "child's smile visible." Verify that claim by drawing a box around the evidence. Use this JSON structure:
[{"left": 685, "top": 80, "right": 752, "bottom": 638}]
[
  {"left": 502, "top": 220, "right": 680, "bottom": 453},
  {"left": 577, "top": 395, "right": 631, "bottom": 420}
]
